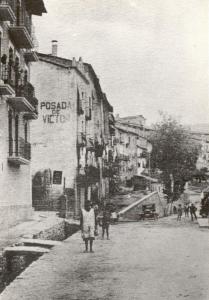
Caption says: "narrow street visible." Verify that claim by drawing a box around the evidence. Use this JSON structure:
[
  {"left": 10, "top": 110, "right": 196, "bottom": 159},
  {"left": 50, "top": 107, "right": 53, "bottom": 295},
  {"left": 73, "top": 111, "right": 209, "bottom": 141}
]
[{"left": 1, "top": 216, "right": 209, "bottom": 300}]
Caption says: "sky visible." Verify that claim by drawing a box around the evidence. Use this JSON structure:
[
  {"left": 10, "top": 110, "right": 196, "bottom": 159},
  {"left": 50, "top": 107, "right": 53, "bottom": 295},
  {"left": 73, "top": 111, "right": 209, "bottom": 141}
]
[{"left": 33, "top": 0, "right": 209, "bottom": 125}]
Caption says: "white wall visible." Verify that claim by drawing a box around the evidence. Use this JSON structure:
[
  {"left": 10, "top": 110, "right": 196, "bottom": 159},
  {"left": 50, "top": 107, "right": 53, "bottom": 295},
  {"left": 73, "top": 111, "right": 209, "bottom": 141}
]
[
  {"left": 30, "top": 61, "right": 78, "bottom": 189},
  {"left": 0, "top": 99, "right": 32, "bottom": 229}
]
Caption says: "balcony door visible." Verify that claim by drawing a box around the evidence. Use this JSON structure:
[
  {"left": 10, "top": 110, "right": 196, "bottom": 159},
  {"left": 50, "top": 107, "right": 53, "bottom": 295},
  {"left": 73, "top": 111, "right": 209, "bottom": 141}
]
[
  {"left": 0, "top": 32, "right": 1, "bottom": 79},
  {"left": 16, "top": 0, "right": 21, "bottom": 26},
  {"left": 24, "top": 121, "right": 28, "bottom": 142},
  {"left": 15, "top": 115, "right": 19, "bottom": 156},
  {"left": 8, "top": 110, "right": 13, "bottom": 156}
]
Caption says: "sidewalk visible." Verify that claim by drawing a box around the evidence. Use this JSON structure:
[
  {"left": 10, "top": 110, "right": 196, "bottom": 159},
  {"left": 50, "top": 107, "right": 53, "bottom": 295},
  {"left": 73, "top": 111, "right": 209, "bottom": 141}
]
[
  {"left": 0, "top": 212, "right": 78, "bottom": 251},
  {"left": 1, "top": 216, "right": 209, "bottom": 300}
]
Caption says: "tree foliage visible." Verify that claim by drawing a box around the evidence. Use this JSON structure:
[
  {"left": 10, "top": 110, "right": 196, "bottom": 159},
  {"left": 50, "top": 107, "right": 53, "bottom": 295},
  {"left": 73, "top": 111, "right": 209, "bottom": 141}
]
[{"left": 150, "top": 114, "right": 200, "bottom": 201}]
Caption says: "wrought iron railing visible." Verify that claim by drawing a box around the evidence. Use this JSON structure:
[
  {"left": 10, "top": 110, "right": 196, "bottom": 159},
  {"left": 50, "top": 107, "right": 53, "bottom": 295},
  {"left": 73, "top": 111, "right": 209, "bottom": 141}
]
[
  {"left": 1, "top": 62, "right": 16, "bottom": 89},
  {"left": 12, "top": 2, "right": 32, "bottom": 35},
  {"left": 0, "top": 0, "right": 33, "bottom": 36},
  {"left": 0, "top": 0, "right": 15, "bottom": 13},
  {"left": 16, "top": 81, "right": 38, "bottom": 109},
  {"left": 1, "top": 62, "right": 37, "bottom": 110},
  {"left": 85, "top": 165, "right": 100, "bottom": 178},
  {"left": 8, "top": 137, "right": 31, "bottom": 160}
]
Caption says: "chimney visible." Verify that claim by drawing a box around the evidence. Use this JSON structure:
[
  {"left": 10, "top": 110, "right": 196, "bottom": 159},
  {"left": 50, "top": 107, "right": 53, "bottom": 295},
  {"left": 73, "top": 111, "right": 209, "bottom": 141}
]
[
  {"left": 72, "top": 57, "right": 77, "bottom": 67},
  {"left": 51, "top": 40, "right": 58, "bottom": 56}
]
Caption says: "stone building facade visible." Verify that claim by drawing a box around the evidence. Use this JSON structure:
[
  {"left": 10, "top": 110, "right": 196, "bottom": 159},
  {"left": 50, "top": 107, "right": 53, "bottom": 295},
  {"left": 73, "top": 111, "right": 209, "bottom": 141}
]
[
  {"left": 0, "top": 0, "right": 46, "bottom": 229},
  {"left": 30, "top": 47, "right": 114, "bottom": 216},
  {"left": 113, "top": 115, "right": 152, "bottom": 187}
]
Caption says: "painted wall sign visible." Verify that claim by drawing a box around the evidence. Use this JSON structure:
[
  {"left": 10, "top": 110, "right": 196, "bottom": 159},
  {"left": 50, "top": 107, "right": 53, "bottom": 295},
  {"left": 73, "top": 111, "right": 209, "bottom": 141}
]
[
  {"left": 43, "top": 114, "right": 66, "bottom": 124},
  {"left": 40, "top": 101, "right": 71, "bottom": 110},
  {"left": 40, "top": 101, "right": 71, "bottom": 124},
  {"left": 53, "top": 170, "right": 62, "bottom": 185}
]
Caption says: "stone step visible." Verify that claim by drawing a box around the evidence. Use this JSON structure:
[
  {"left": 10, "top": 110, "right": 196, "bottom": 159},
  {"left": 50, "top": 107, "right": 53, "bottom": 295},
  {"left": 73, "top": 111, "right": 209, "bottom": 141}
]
[
  {"left": 4, "top": 246, "right": 50, "bottom": 255},
  {"left": 20, "top": 239, "right": 62, "bottom": 248}
]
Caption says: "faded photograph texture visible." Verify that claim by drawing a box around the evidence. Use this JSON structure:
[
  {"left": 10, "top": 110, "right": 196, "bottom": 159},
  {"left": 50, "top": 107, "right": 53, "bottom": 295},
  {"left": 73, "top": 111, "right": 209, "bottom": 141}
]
[{"left": 0, "top": 1, "right": 208, "bottom": 299}]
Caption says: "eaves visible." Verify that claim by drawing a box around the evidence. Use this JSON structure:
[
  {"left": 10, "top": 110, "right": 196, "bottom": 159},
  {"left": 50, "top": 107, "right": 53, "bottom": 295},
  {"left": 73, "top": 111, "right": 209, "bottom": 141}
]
[{"left": 38, "top": 57, "right": 89, "bottom": 84}]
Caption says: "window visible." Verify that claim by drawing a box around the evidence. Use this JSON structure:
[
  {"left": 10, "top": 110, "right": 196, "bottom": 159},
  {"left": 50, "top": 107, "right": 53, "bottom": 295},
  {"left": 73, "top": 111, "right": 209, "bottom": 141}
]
[
  {"left": 77, "top": 88, "right": 83, "bottom": 115},
  {"left": 14, "top": 56, "right": 19, "bottom": 89},
  {"left": 7, "top": 107, "right": 31, "bottom": 162},
  {"left": 85, "top": 96, "right": 92, "bottom": 121},
  {"left": 53, "top": 171, "right": 62, "bottom": 185},
  {"left": 8, "top": 48, "right": 14, "bottom": 86},
  {"left": 15, "top": 115, "right": 19, "bottom": 155}
]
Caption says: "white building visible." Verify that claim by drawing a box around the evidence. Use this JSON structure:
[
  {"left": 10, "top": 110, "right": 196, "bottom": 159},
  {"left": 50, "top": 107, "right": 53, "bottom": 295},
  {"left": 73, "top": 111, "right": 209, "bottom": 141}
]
[
  {"left": 30, "top": 45, "right": 114, "bottom": 216},
  {"left": 0, "top": 0, "right": 46, "bottom": 229}
]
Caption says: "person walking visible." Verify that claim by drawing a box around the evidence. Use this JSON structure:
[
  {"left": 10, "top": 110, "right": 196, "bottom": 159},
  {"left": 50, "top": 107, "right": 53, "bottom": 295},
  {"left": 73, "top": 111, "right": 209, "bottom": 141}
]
[
  {"left": 177, "top": 204, "right": 183, "bottom": 221},
  {"left": 101, "top": 206, "right": 111, "bottom": 239},
  {"left": 190, "top": 203, "right": 197, "bottom": 221},
  {"left": 80, "top": 201, "right": 97, "bottom": 253}
]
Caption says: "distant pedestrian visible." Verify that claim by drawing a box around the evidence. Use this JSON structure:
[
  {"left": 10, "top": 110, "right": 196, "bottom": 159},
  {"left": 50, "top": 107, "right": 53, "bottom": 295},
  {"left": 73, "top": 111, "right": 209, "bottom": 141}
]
[
  {"left": 111, "top": 211, "right": 118, "bottom": 224},
  {"left": 80, "top": 201, "right": 97, "bottom": 253},
  {"left": 177, "top": 204, "right": 183, "bottom": 221},
  {"left": 101, "top": 206, "right": 111, "bottom": 239},
  {"left": 190, "top": 203, "right": 197, "bottom": 221},
  {"left": 184, "top": 204, "right": 189, "bottom": 217}
]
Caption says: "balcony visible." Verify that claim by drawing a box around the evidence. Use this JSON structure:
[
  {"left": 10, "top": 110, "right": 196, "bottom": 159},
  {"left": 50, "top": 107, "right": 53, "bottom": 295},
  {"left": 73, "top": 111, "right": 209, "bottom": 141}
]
[
  {"left": 9, "top": 8, "right": 33, "bottom": 49},
  {"left": 137, "top": 138, "right": 147, "bottom": 150},
  {"left": 8, "top": 138, "right": 31, "bottom": 165},
  {"left": 9, "top": 25, "right": 33, "bottom": 49},
  {"left": 116, "top": 154, "right": 129, "bottom": 161},
  {"left": 0, "top": 61, "right": 15, "bottom": 95},
  {"left": 1, "top": 63, "right": 38, "bottom": 115},
  {"left": 7, "top": 82, "right": 38, "bottom": 119},
  {"left": 77, "top": 165, "right": 100, "bottom": 185},
  {"left": 77, "top": 133, "right": 86, "bottom": 147},
  {"left": 24, "top": 50, "right": 39, "bottom": 62},
  {"left": 0, "top": 80, "right": 15, "bottom": 95},
  {"left": 0, "top": 0, "right": 16, "bottom": 22}
]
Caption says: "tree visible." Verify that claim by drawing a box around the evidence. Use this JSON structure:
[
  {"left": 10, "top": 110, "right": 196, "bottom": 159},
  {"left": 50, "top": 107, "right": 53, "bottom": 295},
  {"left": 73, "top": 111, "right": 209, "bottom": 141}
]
[{"left": 150, "top": 114, "right": 200, "bottom": 202}]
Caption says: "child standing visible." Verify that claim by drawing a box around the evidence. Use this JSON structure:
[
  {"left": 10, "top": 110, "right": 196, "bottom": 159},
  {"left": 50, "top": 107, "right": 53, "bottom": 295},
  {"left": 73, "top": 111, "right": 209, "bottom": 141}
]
[{"left": 80, "top": 201, "right": 97, "bottom": 253}]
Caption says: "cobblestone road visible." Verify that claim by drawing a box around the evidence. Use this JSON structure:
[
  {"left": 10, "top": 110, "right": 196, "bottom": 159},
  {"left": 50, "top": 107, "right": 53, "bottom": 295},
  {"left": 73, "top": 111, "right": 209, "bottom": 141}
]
[{"left": 1, "top": 216, "right": 209, "bottom": 300}]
